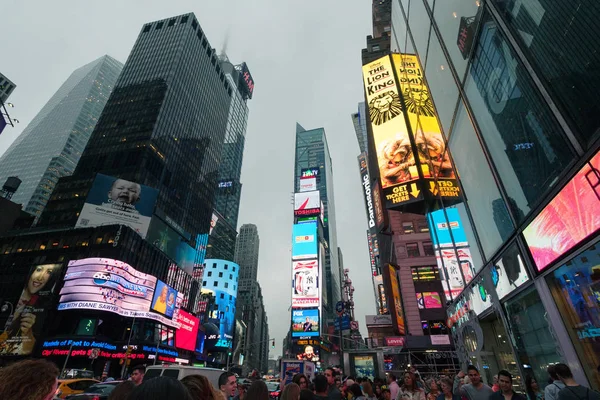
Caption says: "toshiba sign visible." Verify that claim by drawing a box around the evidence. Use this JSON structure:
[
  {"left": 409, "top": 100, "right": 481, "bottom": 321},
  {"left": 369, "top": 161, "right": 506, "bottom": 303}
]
[{"left": 295, "top": 191, "right": 320, "bottom": 210}]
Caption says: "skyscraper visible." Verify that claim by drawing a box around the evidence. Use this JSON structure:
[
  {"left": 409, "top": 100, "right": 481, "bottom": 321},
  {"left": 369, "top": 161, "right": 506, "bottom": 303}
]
[
  {"left": 39, "top": 13, "right": 232, "bottom": 240},
  {"left": 294, "top": 123, "right": 341, "bottom": 320},
  {"left": 0, "top": 56, "right": 122, "bottom": 217},
  {"left": 234, "top": 223, "right": 260, "bottom": 291}
]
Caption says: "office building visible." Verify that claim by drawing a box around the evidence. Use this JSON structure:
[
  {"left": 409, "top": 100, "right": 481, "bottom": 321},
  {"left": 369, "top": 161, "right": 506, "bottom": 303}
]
[
  {"left": 205, "top": 210, "right": 237, "bottom": 261},
  {"left": 294, "top": 123, "right": 342, "bottom": 321},
  {"left": 0, "top": 72, "right": 16, "bottom": 103},
  {"left": 38, "top": 13, "right": 232, "bottom": 243},
  {"left": 358, "top": 0, "right": 600, "bottom": 390},
  {"left": 0, "top": 56, "right": 122, "bottom": 218},
  {"left": 234, "top": 223, "right": 260, "bottom": 290}
]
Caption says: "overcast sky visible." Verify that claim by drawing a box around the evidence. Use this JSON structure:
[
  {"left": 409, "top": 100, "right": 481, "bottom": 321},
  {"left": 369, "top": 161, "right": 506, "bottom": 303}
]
[{"left": 0, "top": 0, "right": 375, "bottom": 358}]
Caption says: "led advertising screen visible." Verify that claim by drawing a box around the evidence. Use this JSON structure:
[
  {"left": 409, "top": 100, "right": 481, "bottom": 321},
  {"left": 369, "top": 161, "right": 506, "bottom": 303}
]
[
  {"left": 292, "top": 260, "right": 320, "bottom": 308},
  {"left": 387, "top": 264, "right": 405, "bottom": 335},
  {"left": 524, "top": 150, "right": 600, "bottom": 272},
  {"left": 75, "top": 174, "right": 158, "bottom": 238},
  {"left": 416, "top": 292, "right": 443, "bottom": 309},
  {"left": 151, "top": 280, "right": 178, "bottom": 318},
  {"left": 175, "top": 310, "right": 199, "bottom": 352},
  {"left": 58, "top": 258, "right": 180, "bottom": 328},
  {"left": 294, "top": 190, "right": 321, "bottom": 217},
  {"left": 146, "top": 217, "right": 196, "bottom": 275},
  {"left": 301, "top": 167, "right": 320, "bottom": 180},
  {"left": 299, "top": 177, "right": 317, "bottom": 192},
  {"left": 239, "top": 62, "right": 254, "bottom": 99},
  {"left": 362, "top": 55, "right": 423, "bottom": 208},
  {"left": 292, "top": 222, "right": 318, "bottom": 260},
  {"left": 359, "top": 152, "right": 376, "bottom": 230},
  {"left": 393, "top": 54, "right": 459, "bottom": 197},
  {"left": 429, "top": 209, "right": 468, "bottom": 248},
  {"left": 492, "top": 245, "right": 529, "bottom": 300},
  {"left": 195, "top": 327, "right": 205, "bottom": 354},
  {"left": 292, "top": 308, "right": 319, "bottom": 337},
  {"left": 0, "top": 264, "right": 63, "bottom": 356}
]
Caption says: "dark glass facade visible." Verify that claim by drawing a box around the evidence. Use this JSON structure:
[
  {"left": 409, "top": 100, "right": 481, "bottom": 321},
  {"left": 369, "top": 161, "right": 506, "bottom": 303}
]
[
  {"left": 386, "top": 0, "right": 600, "bottom": 390},
  {"left": 39, "top": 13, "right": 232, "bottom": 242}
]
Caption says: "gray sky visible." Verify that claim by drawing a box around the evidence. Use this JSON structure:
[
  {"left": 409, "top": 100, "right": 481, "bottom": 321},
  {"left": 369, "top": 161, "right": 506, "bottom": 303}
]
[{"left": 0, "top": 0, "right": 375, "bottom": 358}]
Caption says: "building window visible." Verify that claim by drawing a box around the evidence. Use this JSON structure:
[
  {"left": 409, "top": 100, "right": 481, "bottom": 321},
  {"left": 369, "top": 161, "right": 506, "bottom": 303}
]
[
  {"left": 220, "top": 293, "right": 224, "bottom": 299},
  {"left": 207, "top": 271, "right": 212, "bottom": 277},
  {"left": 143, "top": 25, "right": 151, "bottom": 33},
  {"left": 417, "top": 221, "right": 429, "bottom": 233},
  {"left": 224, "top": 264, "right": 228, "bottom": 270},
  {"left": 214, "top": 281, "right": 218, "bottom": 287},
  {"left": 233, "top": 266, "right": 236, "bottom": 272},
  {"left": 218, "top": 272, "right": 223, "bottom": 278},
  {"left": 406, "top": 243, "right": 420, "bottom": 257},
  {"left": 225, "top": 283, "right": 229, "bottom": 288},
  {"left": 403, "top": 222, "right": 415, "bottom": 234},
  {"left": 416, "top": 292, "right": 443, "bottom": 309},
  {"left": 212, "top": 263, "right": 217, "bottom": 268},
  {"left": 156, "top": 22, "right": 163, "bottom": 30},
  {"left": 202, "top": 281, "right": 207, "bottom": 286},
  {"left": 423, "top": 241, "right": 435, "bottom": 256},
  {"left": 412, "top": 266, "right": 440, "bottom": 282}
]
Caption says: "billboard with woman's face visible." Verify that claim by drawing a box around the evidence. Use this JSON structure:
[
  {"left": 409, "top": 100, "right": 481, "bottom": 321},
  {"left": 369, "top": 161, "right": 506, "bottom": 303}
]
[{"left": 0, "top": 263, "right": 63, "bottom": 356}]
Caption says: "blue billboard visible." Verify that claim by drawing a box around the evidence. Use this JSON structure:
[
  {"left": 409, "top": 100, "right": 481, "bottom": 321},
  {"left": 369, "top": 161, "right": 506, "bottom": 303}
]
[
  {"left": 428, "top": 208, "right": 467, "bottom": 248},
  {"left": 151, "top": 280, "right": 178, "bottom": 318},
  {"left": 291, "top": 308, "right": 319, "bottom": 337},
  {"left": 292, "top": 222, "right": 318, "bottom": 260}
]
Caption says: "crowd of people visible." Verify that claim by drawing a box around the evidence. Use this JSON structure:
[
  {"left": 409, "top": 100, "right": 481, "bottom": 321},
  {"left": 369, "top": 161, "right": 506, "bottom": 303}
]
[{"left": 0, "top": 359, "right": 598, "bottom": 400}]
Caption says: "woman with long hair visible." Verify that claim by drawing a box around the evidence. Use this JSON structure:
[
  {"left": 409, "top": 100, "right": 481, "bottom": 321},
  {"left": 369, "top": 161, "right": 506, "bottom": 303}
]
[
  {"left": 525, "top": 376, "right": 544, "bottom": 400},
  {"left": 293, "top": 374, "right": 309, "bottom": 391},
  {"left": 426, "top": 379, "right": 440, "bottom": 400},
  {"left": 397, "top": 372, "right": 426, "bottom": 400},
  {"left": 282, "top": 383, "right": 301, "bottom": 400},
  {"left": 363, "top": 381, "right": 378, "bottom": 400},
  {"left": 246, "top": 380, "right": 269, "bottom": 400},
  {"left": 348, "top": 383, "right": 365, "bottom": 400}
]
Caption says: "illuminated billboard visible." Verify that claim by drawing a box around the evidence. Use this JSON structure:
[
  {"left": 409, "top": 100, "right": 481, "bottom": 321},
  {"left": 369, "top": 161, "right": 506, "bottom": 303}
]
[
  {"left": 175, "top": 310, "right": 199, "bottom": 352},
  {"left": 299, "top": 177, "right": 317, "bottom": 192},
  {"left": 292, "top": 259, "right": 320, "bottom": 308},
  {"left": 294, "top": 190, "right": 321, "bottom": 217},
  {"left": 523, "top": 150, "right": 600, "bottom": 272},
  {"left": 292, "top": 222, "right": 318, "bottom": 260},
  {"left": 387, "top": 265, "right": 405, "bottom": 335},
  {"left": 238, "top": 62, "right": 254, "bottom": 99},
  {"left": 75, "top": 174, "right": 158, "bottom": 238},
  {"left": 0, "top": 264, "right": 63, "bottom": 356},
  {"left": 359, "top": 153, "right": 376, "bottom": 230},
  {"left": 58, "top": 258, "right": 180, "bottom": 328},
  {"left": 146, "top": 217, "right": 196, "bottom": 275},
  {"left": 429, "top": 209, "right": 467, "bottom": 248},
  {"left": 291, "top": 308, "right": 319, "bottom": 337},
  {"left": 301, "top": 167, "right": 320, "bottom": 179},
  {"left": 151, "top": 280, "right": 178, "bottom": 318}
]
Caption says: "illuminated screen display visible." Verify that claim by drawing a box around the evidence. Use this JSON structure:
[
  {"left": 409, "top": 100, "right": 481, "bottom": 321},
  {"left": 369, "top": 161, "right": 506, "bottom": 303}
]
[
  {"left": 388, "top": 264, "right": 405, "bottom": 335},
  {"left": 175, "top": 310, "right": 199, "bottom": 352},
  {"left": 524, "top": 150, "right": 600, "bottom": 272},
  {"left": 299, "top": 177, "right": 317, "bottom": 192},
  {"left": 151, "top": 280, "right": 178, "bottom": 318},
  {"left": 416, "top": 292, "right": 442, "bottom": 309},
  {"left": 292, "top": 259, "right": 320, "bottom": 308},
  {"left": 291, "top": 308, "right": 319, "bottom": 337},
  {"left": 292, "top": 222, "right": 318, "bottom": 260},
  {"left": 429, "top": 209, "right": 468, "bottom": 248}
]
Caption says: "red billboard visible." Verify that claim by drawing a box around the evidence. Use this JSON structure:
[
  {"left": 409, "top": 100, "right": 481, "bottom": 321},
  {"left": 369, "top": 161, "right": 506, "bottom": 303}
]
[{"left": 175, "top": 310, "right": 199, "bottom": 351}]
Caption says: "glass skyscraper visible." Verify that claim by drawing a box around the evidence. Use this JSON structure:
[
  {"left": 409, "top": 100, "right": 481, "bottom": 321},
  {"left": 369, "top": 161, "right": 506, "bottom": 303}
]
[
  {"left": 39, "top": 13, "right": 232, "bottom": 241},
  {"left": 0, "top": 56, "right": 122, "bottom": 218},
  {"left": 294, "top": 123, "right": 342, "bottom": 320}
]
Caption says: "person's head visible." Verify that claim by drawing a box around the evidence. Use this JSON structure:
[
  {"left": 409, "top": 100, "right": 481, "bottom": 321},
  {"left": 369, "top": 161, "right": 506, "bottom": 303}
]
[
  {"left": 160, "top": 285, "right": 168, "bottom": 300},
  {"left": 305, "top": 346, "right": 314, "bottom": 358},
  {"left": 108, "top": 381, "right": 136, "bottom": 400},
  {"left": 128, "top": 376, "right": 192, "bottom": 400},
  {"left": 498, "top": 370, "right": 513, "bottom": 394},
  {"left": 525, "top": 376, "right": 539, "bottom": 395},
  {"left": 293, "top": 373, "right": 309, "bottom": 390},
  {"left": 409, "top": 367, "right": 417, "bottom": 375},
  {"left": 336, "top": 378, "right": 343, "bottom": 388},
  {"left": 363, "top": 380, "right": 374, "bottom": 396},
  {"left": 325, "top": 368, "right": 337, "bottom": 386},
  {"left": 554, "top": 364, "right": 574, "bottom": 382},
  {"left": 375, "top": 385, "right": 382, "bottom": 395},
  {"left": 387, "top": 374, "right": 397, "bottom": 384},
  {"left": 428, "top": 379, "right": 439, "bottom": 392},
  {"left": 315, "top": 375, "right": 329, "bottom": 394},
  {"left": 348, "top": 384, "right": 363, "bottom": 399},
  {"left": 26, "top": 264, "right": 60, "bottom": 297},
  {"left": 467, "top": 365, "right": 481, "bottom": 386},
  {"left": 219, "top": 372, "right": 237, "bottom": 397},
  {"left": 403, "top": 372, "right": 419, "bottom": 392},
  {"left": 441, "top": 378, "right": 453, "bottom": 395},
  {"left": 547, "top": 365, "right": 559, "bottom": 381},
  {"left": 0, "top": 359, "right": 59, "bottom": 400},
  {"left": 246, "top": 380, "right": 269, "bottom": 400},
  {"left": 282, "top": 383, "right": 301, "bottom": 400},
  {"left": 181, "top": 374, "right": 217, "bottom": 400},
  {"left": 301, "top": 388, "right": 315, "bottom": 400},
  {"left": 382, "top": 388, "right": 391, "bottom": 400},
  {"left": 109, "top": 178, "right": 141, "bottom": 204},
  {"left": 130, "top": 365, "right": 145, "bottom": 385}
]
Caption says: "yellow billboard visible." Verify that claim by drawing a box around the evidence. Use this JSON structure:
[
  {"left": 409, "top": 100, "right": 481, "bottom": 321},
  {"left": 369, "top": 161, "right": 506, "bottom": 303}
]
[
  {"left": 362, "top": 56, "right": 423, "bottom": 207},
  {"left": 392, "top": 54, "right": 459, "bottom": 199},
  {"left": 388, "top": 264, "right": 405, "bottom": 335}
]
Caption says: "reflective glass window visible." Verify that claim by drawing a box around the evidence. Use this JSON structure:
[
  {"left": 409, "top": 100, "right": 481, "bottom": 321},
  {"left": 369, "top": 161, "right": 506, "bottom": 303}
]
[
  {"left": 465, "top": 13, "right": 575, "bottom": 222},
  {"left": 433, "top": 0, "right": 481, "bottom": 78},
  {"left": 505, "top": 286, "right": 562, "bottom": 391},
  {"left": 425, "top": 32, "right": 460, "bottom": 134},
  {"left": 448, "top": 102, "right": 514, "bottom": 258},
  {"left": 391, "top": 0, "right": 408, "bottom": 53},
  {"left": 408, "top": 0, "right": 432, "bottom": 64},
  {"left": 492, "top": 0, "right": 600, "bottom": 145}
]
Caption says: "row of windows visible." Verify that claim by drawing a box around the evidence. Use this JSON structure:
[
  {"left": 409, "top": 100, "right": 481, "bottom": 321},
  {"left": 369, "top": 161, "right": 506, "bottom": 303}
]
[{"left": 405, "top": 241, "right": 435, "bottom": 257}]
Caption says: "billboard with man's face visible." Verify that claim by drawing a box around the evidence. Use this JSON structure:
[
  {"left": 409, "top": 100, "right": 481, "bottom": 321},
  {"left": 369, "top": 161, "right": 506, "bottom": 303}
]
[
  {"left": 291, "top": 308, "right": 319, "bottom": 337},
  {"left": 0, "top": 264, "right": 63, "bottom": 356},
  {"left": 75, "top": 174, "right": 159, "bottom": 238}
]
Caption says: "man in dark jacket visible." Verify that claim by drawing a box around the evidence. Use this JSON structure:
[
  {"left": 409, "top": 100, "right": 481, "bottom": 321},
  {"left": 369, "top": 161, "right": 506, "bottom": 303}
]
[
  {"left": 490, "top": 370, "right": 526, "bottom": 400},
  {"left": 326, "top": 368, "right": 342, "bottom": 400}
]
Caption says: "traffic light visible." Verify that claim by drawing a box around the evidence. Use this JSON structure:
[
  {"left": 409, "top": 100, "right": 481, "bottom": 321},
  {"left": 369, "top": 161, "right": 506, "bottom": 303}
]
[{"left": 271, "top": 339, "right": 275, "bottom": 349}]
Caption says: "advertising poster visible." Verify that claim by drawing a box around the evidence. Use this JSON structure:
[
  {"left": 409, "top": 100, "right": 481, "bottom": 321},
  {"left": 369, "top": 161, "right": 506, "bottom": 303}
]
[
  {"left": 58, "top": 258, "right": 180, "bottom": 328},
  {"left": 353, "top": 355, "right": 376, "bottom": 381},
  {"left": 174, "top": 310, "right": 199, "bottom": 352},
  {"left": 292, "top": 260, "right": 320, "bottom": 308},
  {"left": 416, "top": 292, "right": 443, "bottom": 309},
  {"left": 292, "top": 222, "right": 318, "bottom": 260},
  {"left": 429, "top": 209, "right": 468, "bottom": 248},
  {"left": 294, "top": 191, "right": 321, "bottom": 217},
  {"left": 362, "top": 55, "right": 423, "bottom": 208},
  {"left": 392, "top": 53, "right": 460, "bottom": 199},
  {"left": 299, "top": 177, "right": 317, "bottom": 192},
  {"left": 146, "top": 217, "right": 196, "bottom": 275},
  {"left": 75, "top": 174, "right": 158, "bottom": 238},
  {"left": 0, "top": 263, "right": 63, "bottom": 356},
  {"left": 470, "top": 280, "right": 492, "bottom": 315},
  {"left": 359, "top": 153, "right": 377, "bottom": 231},
  {"left": 387, "top": 264, "right": 405, "bottom": 335},
  {"left": 201, "top": 263, "right": 238, "bottom": 348},
  {"left": 523, "top": 150, "right": 600, "bottom": 272},
  {"left": 291, "top": 308, "right": 319, "bottom": 337},
  {"left": 151, "top": 280, "right": 178, "bottom": 318}
]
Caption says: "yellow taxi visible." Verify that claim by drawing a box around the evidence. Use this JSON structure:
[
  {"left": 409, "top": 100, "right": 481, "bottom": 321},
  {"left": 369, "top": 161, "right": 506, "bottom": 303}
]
[{"left": 56, "top": 378, "right": 100, "bottom": 399}]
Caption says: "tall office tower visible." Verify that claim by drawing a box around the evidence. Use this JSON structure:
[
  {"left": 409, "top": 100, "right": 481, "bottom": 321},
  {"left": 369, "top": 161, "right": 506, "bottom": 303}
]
[
  {"left": 294, "top": 123, "right": 341, "bottom": 321},
  {"left": 0, "top": 72, "right": 16, "bottom": 103},
  {"left": 0, "top": 56, "right": 122, "bottom": 218},
  {"left": 234, "top": 223, "right": 260, "bottom": 290},
  {"left": 38, "top": 13, "right": 232, "bottom": 240},
  {"left": 351, "top": 102, "right": 368, "bottom": 154},
  {"left": 362, "top": 0, "right": 392, "bottom": 64}
]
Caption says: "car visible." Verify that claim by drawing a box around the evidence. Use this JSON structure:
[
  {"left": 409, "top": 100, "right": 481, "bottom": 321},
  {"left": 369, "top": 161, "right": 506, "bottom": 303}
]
[
  {"left": 56, "top": 379, "right": 100, "bottom": 399},
  {"left": 143, "top": 365, "right": 225, "bottom": 389},
  {"left": 64, "top": 381, "right": 123, "bottom": 400},
  {"left": 266, "top": 381, "right": 281, "bottom": 399}
]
